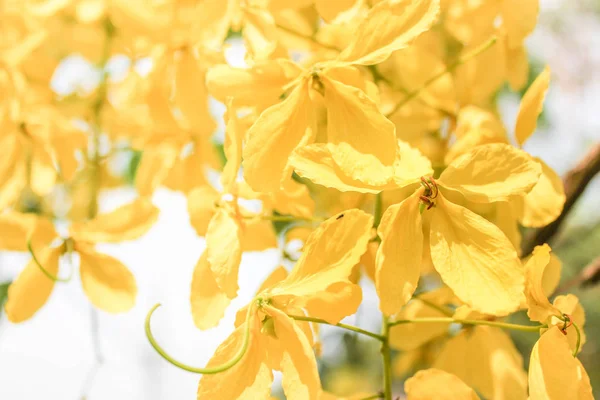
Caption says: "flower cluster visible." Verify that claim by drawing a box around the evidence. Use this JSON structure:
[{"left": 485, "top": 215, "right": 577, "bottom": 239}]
[{"left": 0, "top": 0, "right": 594, "bottom": 399}]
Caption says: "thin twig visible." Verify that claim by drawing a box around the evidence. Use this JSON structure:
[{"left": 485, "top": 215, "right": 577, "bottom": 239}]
[
  {"left": 80, "top": 308, "right": 104, "bottom": 400},
  {"left": 555, "top": 255, "right": 600, "bottom": 294},
  {"left": 522, "top": 143, "right": 600, "bottom": 255}
]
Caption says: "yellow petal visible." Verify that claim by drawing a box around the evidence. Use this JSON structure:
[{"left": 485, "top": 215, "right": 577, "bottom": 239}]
[
  {"left": 163, "top": 139, "right": 218, "bottom": 193},
  {"left": 529, "top": 326, "right": 594, "bottom": 400},
  {"left": 382, "top": 44, "right": 456, "bottom": 113},
  {"left": 0, "top": 212, "right": 35, "bottom": 251},
  {"left": 439, "top": 143, "right": 541, "bottom": 203},
  {"left": 266, "top": 306, "right": 322, "bottom": 399},
  {"left": 302, "top": 282, "right": 362, "bottom": 325},
  {"left": 206, "top": 60, "right": 303, "bottom": 109},
  {"left": 71, "top": 198, "right": 159, "bottom": 243},
  {"left": 454, "top": 106, "right": 507, "bottom": 140},
  {"left": 328, "top": 141, "right": 396, "bottom": 187},
  {"left": 445, "top": 128, "right": 509, "bottom": 165},
  {"left": 190, "top": 251, "right": 231, "bottom": 330},
  {"left": 430, "top": 193, "right": 525, "bottom": 316},
  {"left": 259, "top": 266, "right": 289, "bottom": 293},
  {"left": 405, "top": 369, "right": 480, "bottom": 400},
  {"left": 4, "top": 246, "right": 61, "bottom": 322},
  {"left": 515, "top": 66, "right": 550, "bottom": 146},
  {"left": 290, "top": 144, "right": 395, "bottom": 194},
  {"left": 393, "top": 140, "right": 434, "bottom": 184},
  {"left": 542, "top": 252, "right": 562, "bottom": 298},
  {"left": 515, "top": 157, "right": 565, "bottom": 228},
  {"left": 273, "top": 210, "right": 373, "bottom": 300},
  {"left": 376, "top": 191, "right": 422, "bottom": 315},
  {"left": 135, "top": 145, "right": 179, "bottom": 196},
  {"left": 187, "top": 186, "right": 219, "bottom": 237},
  {"left": 506, "top": 45, "right": 530, "bottom": 91},
  {"left": 523, "top": 244, "right": 562, "bottom": 323},
  {"left": 242, "top": 7, "right": 279, "bottom": 60},
  {"left": 243, "top": 80, "right": 314, "bottom": 192},
  {"left": 197, "top": 316, "right": 273, "bottom": 400},
  {"left": 240, "top": 218, "right": 278, "bottom": 252},
  {"left": 322, "top": 75, "right": 397, "bottom": 165},
  {"left": 443, "top": 0, "right": 499, "bottom": 44},
  {"left": 221, "top": 100, "right": 244, "bottom": 192},
  {"left": 434, "top": 327, "right": 527, "bottom": 400},
  {"left": 338, "top": 0, "right": 440, "bottom": 65},
  {"left": 454, "top": 35, "right": 507, "bottom": 105},
  {"left": 78, "top": 246, "right": 137, "bottom": 313},
  {"left": 173, "top": 49, "right": 215, "bottom": 134},
  {"left": 268, "top": 178, "right": 315, "bottom": 219},
  {"left": 206, "top": 209, "right": 242, "bottom": 298},
  {"left": 501, "top": 0, "right": 539, "bottom": 48},
  {"left": 553, "top": 294, "right": 586, "bottom": 353},
  {"left": 389, "top": 289, "right": 452, "bottom": 351},
  {"left": 315, "top": 0, "right": 361, "bottom": 23}
]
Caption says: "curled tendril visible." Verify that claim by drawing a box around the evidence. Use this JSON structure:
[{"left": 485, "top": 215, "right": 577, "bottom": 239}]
[
  {"left": 145, "top": 302, "right": 254, "bottom": 374},
  {"left": 559, "top": 313, "right": 582, "bottom": 357},
  {"left": 27, "top": 239, "right": 73, "bottom": 283},
  {"left": 560, "top": 313, "right": 573, "bottom": 334},
  {"left": 571, "top": 321, "right": 582, "bottom": 357}
]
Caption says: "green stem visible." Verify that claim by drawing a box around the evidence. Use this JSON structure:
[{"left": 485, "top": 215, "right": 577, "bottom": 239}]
[
  {"left": 80, "top": 19, "right": 114, "bottom": 400},
  {"left": 373, "top": 192, "right": 383, "bottom": 228},
  {"left": 27, "top": 239, "right": 72, "bottom": 282},
  {"left": 385, "top": 36, "right": 497, "bottom": 118},
  {"left": 572, "top": 321, "right": 582, "bottom": 357},
  {"left": 288, "top": 315, "right": 385, "bottom": 342},
  {"left": 413, "top": 295, "right": 454, "bottom": 317},
  {"left": 389, "top": 317, "right": 546, "bottom": 332},
  {"left": 380, "top": 318, "right": 393, "bottom": 400},
  {"left": 274, "top": 23, "right": 339, "bottom": 52},
  {"left": 145, "top": 303, "right": 254, "bottom": 374},
  {"left": 257, "top": 214, "right": 325, "bottom": 223}
]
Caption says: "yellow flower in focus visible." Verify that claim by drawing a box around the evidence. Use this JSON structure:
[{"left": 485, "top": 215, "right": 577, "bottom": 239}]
[
  {"left": 195, "top": 209, "right": 373, "bottom": 399},
  {"left": 529, "top": 326, "right": 593, "bottom": 400}
]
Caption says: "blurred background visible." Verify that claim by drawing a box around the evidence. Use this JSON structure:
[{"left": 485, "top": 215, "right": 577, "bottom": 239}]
[{"left": 1, "top": 0, "right": 599, "bottom": 399}]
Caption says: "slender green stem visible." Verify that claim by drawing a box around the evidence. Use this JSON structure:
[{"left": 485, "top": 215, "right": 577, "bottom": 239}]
[
  {"left": 373, "top": 192, "right": 383, "bottom": 228},
  {"left": 572, "top": 321, "right": 582, "bottom": 357},
  {"left": 380, "top": 318, "right": 393, "bottom": 400},
  {"left": 257, "top": 214, "right": 325, "bottom": 223},
  {"left": 275, "top": 23, "right": 340, "bottom": 52},
  {"left": 385, "top": 36, "right": 497, "bottom": 118},
  {"left": 80, "top": 19, "right": 114, "bottom": 400},
  {"left": 389, "top": 317, "right": 546, "bottom": 332},
  {"left": 145, "top": 303, "right": 254, "bottom": 374},
  {"left": 288, "top": 314, "right": 385, "bottom": 342},
  {"left": 27, "top": 239, "right": 72, "bottom": 282},
  {"left": 413, "top": 296, "right": 454, "bottom": 317}
]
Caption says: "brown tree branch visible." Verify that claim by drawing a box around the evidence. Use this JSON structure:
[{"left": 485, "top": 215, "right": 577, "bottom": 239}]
[
  {"left": 522, "top": 143, "right": 600, "bottom": 255},
  {"left": 554, "top": 255, "right": 600, "bottom": 294}
]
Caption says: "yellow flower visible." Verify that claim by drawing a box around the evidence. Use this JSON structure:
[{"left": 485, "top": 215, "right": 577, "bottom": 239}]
[
  {"left": 194, "top": 209, "right": 373, "bottom": 399},
  {"left": 2, "top": 198, "right": 158, "bottom": 322},
  {"left": 524, "top": 244, "right": 586, "bottom": 353},
  {"left": 294, "top": 142, "right": 539, "bottom": 316},
  {"left": 433, "top": 326, "right": 528, "bottom": 399},
  {"left": 529, "top": 326, "right": 593, "bottom": 400},
  {"left": 207, "top": 0, "right": 440, "bottom": 192}
]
